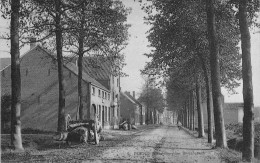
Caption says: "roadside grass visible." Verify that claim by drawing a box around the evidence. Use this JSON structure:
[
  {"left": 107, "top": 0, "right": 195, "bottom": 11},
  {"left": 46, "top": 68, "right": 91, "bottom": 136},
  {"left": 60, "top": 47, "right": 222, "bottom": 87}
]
[
  {"left": 218, "top": 148, "right": 242, "bottom": 163},
  {"left": 182, "top": 122, "right": 260, "bottom": 162}
]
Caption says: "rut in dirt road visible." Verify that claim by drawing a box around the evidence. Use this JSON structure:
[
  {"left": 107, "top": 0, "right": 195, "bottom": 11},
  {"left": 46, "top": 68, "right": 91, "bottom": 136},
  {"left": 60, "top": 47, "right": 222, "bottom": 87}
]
[{"left": 87, "top": 126, "right": 221, "bottom": 163}]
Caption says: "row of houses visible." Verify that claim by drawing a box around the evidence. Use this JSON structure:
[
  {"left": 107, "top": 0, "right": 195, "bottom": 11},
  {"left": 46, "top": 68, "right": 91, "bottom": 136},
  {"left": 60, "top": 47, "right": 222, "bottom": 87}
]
[
  {"left": 4, "top": 43, "right": 252, "bottom": 132},
  {"left": 0, "top": 44, "right": 145, "bottom": 131}
]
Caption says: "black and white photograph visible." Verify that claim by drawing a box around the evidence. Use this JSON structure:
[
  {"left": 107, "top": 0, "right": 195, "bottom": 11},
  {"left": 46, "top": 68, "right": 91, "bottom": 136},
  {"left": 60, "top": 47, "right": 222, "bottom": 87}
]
[{"left": 0, "top": 0, "right": 260, "bottom": 162}]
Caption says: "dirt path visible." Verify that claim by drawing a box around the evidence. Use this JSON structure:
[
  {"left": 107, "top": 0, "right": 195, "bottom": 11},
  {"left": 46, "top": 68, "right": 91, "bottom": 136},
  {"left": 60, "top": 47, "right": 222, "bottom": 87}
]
[
  {"left": 1, "top": 125, "right": 224, "bottom": 162},
  {"left": 87, "top": 126, "right": 221, "bottom": 163}
]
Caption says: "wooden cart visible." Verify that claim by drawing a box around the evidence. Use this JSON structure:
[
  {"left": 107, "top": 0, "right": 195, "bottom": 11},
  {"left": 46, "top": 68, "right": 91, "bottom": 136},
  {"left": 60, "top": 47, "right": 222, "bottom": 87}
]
[{"left": 66, "top": 114, "right": 101, "bottom": 145}]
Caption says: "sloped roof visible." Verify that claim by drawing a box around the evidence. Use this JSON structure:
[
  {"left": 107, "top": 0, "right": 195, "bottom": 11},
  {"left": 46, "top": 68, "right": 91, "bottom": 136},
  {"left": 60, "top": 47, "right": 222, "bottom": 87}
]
[
  {"left": 82, "top": 57, "right": 112, "bottom": 80},
  {"left": 70, "top": 56, "right": 118, "bottom": 81},
  {"left": 38, "top": 46, "right": 109, "bottom": 92},
  {"left": 0, "top": 58, "right": 11, "bottom": 71},
  {"left": 224, "top": 102, "right": 243, "bottom": 109},
  {"left": 16, "top": 45, "right": 108, "bottom": 91},
  {"left": 65, "top": 62, "right": 109, "bottom": 91},
  {"left": 121, "top": 91, "right": 142, "bottom": 107}
]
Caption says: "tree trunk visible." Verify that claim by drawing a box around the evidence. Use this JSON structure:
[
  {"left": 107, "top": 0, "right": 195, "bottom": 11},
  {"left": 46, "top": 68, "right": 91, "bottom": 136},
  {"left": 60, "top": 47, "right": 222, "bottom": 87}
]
[
  {"left": 10, "top": 0, "right": 24, "bottom": 151},
  {"left": 55, "top": 0, "right": 66, "bottom": 132},
  {"left": 182, "top": 110, "right": 184, "bottom": 127},
  {"left": 192, "top": 91, "right": 195, "bottom": 131},
  {"left": 187, "top": 98, "right": 190, "bottom": 129},
  {"left": 77, "top": 3, "right": 87, "bottom": 121},
  {"left": 239, "top": 0, "right": 255, "bottom": 161},
  {"left": 186, "top": 102, "right": 188, "bottom": 128},
  {"left": 200, "top": 56, "right": 213, "bottom": 143},
  {"left": 184, "top": 103, "right": 186, "bottom": 127},
  {"left": 205, "top": 71, "right": 213, "bottom": 143},
  {"left": 186, "top": 101, "right": 189, "bottom": 128},
  {"left": 153, "top": 108, "right": 156, "bottom": 124},
  {"left": 78, "top": 37, "right": 84, "bottom": 120},
  {"left": 146, "top": 106, "right": 149, "bottom": 125},
  {"left": 193, "top": 91, "right": 196, "bottom": 131},
  {"left": 190, "top": 92, "right": 193, "bottom": 130},
  {"left": 196, "top": 77, "right": 204, "bottom": 138},
  {"left": 206, "top": 0, "right": 227, "bottom": 148}
]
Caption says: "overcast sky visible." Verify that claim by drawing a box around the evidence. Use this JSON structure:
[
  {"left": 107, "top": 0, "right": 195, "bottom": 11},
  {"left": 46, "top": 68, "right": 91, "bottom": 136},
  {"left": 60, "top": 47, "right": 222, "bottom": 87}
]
[
  {"left": 120, "top": 0, "right": 260, "bottom": 106},
  {"left": 0, "top": 1, "right": 259, "bottom": 106}
]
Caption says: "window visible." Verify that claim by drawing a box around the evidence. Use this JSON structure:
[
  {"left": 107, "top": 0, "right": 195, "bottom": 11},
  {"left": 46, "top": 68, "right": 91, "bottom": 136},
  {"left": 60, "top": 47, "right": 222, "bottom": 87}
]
[
  {"left": 92, "top": 87, "right": 95, "bottom": 95},
  {"left": 99, "top": 105, "right": 101, "bottom": 121},
  {"left": 108, "top": 93, "right": 110, "bottom": 100},
  {"left": 105, "top": 106, "right": 108, "bottom": 121},
  {"left": 115, "top": 94, "right": 118, "bottom": 101},
  {"left": 112, "top": 107, "right": 114, "bottom": 117},
  {"left": 117, "top": 78, "right": 119, "bottom": 87},
  {"left": 103, "top": 106, "right": 105, "bottom": 121},
  {"left": 98, "top": 89, "right": 101, "bottom": 97},
  {"left": 102, "top": 91, "right": 104, "bottom": 99},
  {"left": 105, "top": 92, "right": 107, "bottom": 99},
  {"left": 96, "top": 105, "right": 99, "bottom": 115}
]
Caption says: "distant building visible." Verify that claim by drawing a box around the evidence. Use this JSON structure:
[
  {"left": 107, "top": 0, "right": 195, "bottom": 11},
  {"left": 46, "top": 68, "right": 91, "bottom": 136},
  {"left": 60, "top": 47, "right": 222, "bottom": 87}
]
[
  {"left": 1, "top": 45, "right": 120, "bottom": 131},
  {"left": 120, "top": 91, "right": 145, "bottom": 125},
  {"left": 223, "top": 103, "right": 243, "bottom": 124},
  {"left": 200, "top": 95, "right": 260, "bottom": 128}
]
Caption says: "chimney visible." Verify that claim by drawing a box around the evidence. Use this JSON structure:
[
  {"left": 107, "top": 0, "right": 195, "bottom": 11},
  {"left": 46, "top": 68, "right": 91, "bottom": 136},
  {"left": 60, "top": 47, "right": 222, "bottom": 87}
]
[
  {"left": 133, "top": 91, "right": 135, "bottom": 99},
  {"left": 30, "top": 37, "right": 36, "bottom": 49}
]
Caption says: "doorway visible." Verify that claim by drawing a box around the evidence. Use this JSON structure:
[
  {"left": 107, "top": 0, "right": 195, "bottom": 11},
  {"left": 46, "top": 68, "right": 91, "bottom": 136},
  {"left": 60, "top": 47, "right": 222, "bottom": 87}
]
[{"left": 102, "top": 106, "right": 105, "bottom": 127}]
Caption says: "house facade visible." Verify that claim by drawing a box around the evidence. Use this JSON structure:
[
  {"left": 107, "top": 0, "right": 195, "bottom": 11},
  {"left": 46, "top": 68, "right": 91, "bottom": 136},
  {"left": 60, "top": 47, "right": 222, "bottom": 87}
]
[
  {"left": 120, "top": 91, "right": 145, "bottom": 125},
  {"left": 1, "top": 45, "right": 120, "bottom": 131},
  {"left": 79, "top": 57, "right": 121, "bottom": 129}
]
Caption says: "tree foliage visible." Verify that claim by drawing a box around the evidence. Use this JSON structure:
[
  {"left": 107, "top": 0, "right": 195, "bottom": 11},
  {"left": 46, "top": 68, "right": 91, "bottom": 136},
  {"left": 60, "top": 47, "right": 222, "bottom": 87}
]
[
  {"left": 138, "top": 77, "right": 165, "bottom": 114},
  {"left": 141, "top": 0, "right": 243, "bottom": 110},
  {"left": 62, "top": 0, "right": 130, "bottom": 74}
]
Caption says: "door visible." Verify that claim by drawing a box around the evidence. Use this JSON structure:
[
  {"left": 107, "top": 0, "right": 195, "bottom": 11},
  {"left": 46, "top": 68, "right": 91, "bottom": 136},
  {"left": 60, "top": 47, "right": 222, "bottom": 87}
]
[{"left": 102, "top": 106, "right": 105, "bottom": 127}]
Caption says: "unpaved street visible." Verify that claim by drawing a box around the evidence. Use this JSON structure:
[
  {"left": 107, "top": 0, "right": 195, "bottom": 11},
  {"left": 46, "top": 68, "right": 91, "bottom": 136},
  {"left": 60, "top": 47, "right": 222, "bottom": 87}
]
[
  {"left": 87, "top": 126, "right": 221, "bottom": 163},
  {"left": 1, "top": 125, "right": 223, "bottom": 163}
]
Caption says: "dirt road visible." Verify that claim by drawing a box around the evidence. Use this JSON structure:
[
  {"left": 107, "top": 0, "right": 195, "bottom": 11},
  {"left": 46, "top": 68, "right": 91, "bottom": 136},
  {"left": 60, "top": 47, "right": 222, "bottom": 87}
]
[
  {"left": 1, "top": 125, "right": 224, "bottom": 162},
  {"left": 87, "top": 125, "right": 221, "bottom": 163}
]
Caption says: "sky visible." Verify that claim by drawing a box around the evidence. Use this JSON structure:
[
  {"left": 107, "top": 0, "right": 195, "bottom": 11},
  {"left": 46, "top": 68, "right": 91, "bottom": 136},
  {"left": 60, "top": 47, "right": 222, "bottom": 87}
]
[
  {"left": 120, "top": 1, "right": 151, "bottom": 96},
  {"left": 0, "top": 1, "right": 259, "bottom": 106},
  {"left": 120, "top": 0, "right": 260, "bottom": 106}
]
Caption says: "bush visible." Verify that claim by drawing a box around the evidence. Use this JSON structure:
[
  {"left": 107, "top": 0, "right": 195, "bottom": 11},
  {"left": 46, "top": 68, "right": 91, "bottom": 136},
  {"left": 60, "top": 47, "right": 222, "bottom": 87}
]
[{"left": 225, "top": 122, "right": 260, "bottom": 152}]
